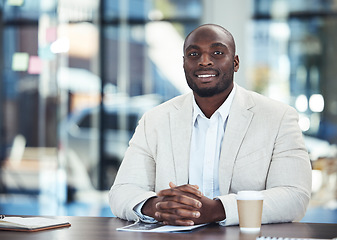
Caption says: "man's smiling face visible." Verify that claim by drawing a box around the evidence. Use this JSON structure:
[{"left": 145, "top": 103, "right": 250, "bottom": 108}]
[{"left": 183, "top": 25, "right": 239, "bottom": 98}]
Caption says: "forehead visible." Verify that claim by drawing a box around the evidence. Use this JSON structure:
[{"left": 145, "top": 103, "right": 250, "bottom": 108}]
[{"left": 184, "top": 26, "right": 234, "bottom": 53}]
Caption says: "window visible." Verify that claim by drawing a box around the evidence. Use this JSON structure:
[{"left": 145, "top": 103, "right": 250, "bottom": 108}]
[
  {"left": 251, "top": 0, "right": 337, "bottom": 144},
  {"left": 0, "top": 0, "right": 203, "bottom": 216}
]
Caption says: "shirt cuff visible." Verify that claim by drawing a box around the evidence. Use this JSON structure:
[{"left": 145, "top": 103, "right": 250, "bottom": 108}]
[
  {"left": 217, "top": 218, "right": 227, "bottom": 226},
  {"left": 133, "top": 198, "right": 158, "bottom": 224}
]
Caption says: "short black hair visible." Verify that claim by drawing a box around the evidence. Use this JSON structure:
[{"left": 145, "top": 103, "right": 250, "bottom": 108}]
[{"left": 183, "top": 24, "right": 236, "bottom": 54}]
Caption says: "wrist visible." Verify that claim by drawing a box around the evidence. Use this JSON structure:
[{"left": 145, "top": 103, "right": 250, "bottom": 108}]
[
  {"left": 142, "top": 196, "right": 161, "bottom": 218},
  {"left": 212, "top": 199, "right": 226, "bottom": 222}
]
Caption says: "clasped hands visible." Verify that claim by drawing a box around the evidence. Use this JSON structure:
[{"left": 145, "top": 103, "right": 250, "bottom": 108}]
[{"left": 142, "top": 182, "right": 225, "bottom": 226}]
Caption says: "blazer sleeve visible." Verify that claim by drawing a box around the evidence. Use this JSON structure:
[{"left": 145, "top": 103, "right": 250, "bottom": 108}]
[
  {"left": 262, "top": 107, "right": 312, "bottom": 223},
  {"left": 108, "top": 94, "right": 192, "bottom": 221},
  {"left": 218, "top": 106, "right": 312, "bottom": 226},
  {"left": 108, "top": 114, "right": 157, "bottom": 221}
]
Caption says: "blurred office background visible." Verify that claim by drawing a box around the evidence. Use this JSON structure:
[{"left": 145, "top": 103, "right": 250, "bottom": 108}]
[{"left": 0, "top": 0, "right": 336, "bottom": 222}]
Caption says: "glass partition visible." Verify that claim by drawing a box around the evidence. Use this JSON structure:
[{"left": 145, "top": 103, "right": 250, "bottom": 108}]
[
  {"left": 0, "top": 0, "right": 66, "bottom": 215},
  {"left": 0, "top": 0, "right": 202, "bottom": 215},
  {"left": 250, "top": 1, "right": 337, "bottom": 211},
  {"left": 98, "top": 0, "right": 202, "bottom": 190},
  {"left": 251, "top": 0, "right": 337, "bottom": 147}
]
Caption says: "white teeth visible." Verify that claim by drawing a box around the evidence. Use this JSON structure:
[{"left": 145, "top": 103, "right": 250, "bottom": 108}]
[{"left": 198, "top": 74, "right": 216, "bottom": 78}]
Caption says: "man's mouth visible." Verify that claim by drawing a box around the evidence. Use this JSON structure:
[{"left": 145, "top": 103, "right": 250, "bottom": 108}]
[
  {"left": 197, "top": 74, "right": 217, "bottom": 78},
  {"left": 194, "top": 69, "right": 219, "bottom": 79}
]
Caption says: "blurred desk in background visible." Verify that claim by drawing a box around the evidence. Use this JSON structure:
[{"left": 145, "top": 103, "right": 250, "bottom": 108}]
[
  {"left": 311, "top": 157, "right": 337, "bottom": 208},
  {"left": 1, "top": 147, "right": 58, "bottom": 195},
  {"left": 0, "top": 147, "right": 67, "bottom": 216}
]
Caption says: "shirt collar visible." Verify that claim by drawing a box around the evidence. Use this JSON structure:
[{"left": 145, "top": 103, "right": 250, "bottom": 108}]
[{"left": 192, "top": 83, "right": 236, "bottom": 124}]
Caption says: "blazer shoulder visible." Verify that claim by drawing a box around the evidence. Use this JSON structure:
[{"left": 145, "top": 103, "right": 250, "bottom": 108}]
[
  {"left": 238, "top": 86, "right": 295, "bottom": 113},
  {"left": 145, "top": 92, "right": 193, "bottom": 116}
]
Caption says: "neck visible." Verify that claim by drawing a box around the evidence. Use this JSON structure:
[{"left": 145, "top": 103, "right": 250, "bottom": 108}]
[{"left": 194, "top": 84, "right": 233, "bottom": 118}]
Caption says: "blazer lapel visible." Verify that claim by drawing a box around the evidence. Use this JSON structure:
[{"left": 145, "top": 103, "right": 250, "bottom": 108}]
[
  {"left": 170, "top": 93, "right": 193, "bottom": 186},
  {"left": 219, "top": 85, "right": 255, "bottom": 195}
]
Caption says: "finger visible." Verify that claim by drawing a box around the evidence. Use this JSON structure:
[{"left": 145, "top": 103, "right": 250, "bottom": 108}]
[
  {"left": 169, "top": 182, "right": 200, "bottom": 190},
  {"left": 175, "top": 208, "right": 200, "bottom": 219},
  {"left": 174, "top": 219, "right": 195, "bottom": 226},
  {"left": 155, "top": 207, "right": 200, "bottom": 219},
  {"left": 158, "top": 189, "right": 202, "bottom": 206},
  {"left": 163, "top": 219, "right": 195, "bottom": 226},
  {"left": 159, "top": 185, "right": 203, "bottom": 198},
  {"left": 157, "top": 200, "right": 196, "bottom": 212},
  {"left": 156, "top": 212, "right": 195, "bottom": 226},
  {"left": 157, "top": 194, "right": 202, "bottom": 209},
  {"left": 176, "top": 184, "right": 202, "bottom": 197}
]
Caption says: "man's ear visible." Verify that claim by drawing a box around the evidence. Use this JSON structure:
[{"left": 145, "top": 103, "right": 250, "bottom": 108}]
[{"left": 234, "top": 55, "right": 239, "bottom": 72}]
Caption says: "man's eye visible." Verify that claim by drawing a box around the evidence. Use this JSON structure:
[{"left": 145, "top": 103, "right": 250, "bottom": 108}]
[
  {"left": 188, "top": 52, "right": 199, "bottom": 56},
  {"left": 214, "top": 51, "right": 223, "bottom": 55}
]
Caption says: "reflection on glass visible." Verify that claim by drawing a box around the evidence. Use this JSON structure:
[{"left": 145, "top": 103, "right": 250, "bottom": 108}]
[
  {"left": 309, "top": 94, "right": 324, "bottom": 113},
  {"left": 253, "top": 0, "right": 337, "bottom": 145},
  {"left": 295, "top": 94, "right": 308, "bottom": 113},
  {"left": 299, "top": 115, "right": 310, "bottom": 132},
  {"left": 0, "top": 0, "right": 202, "bottom": 215},
  {"left": 50, "top": 37, "right": 70, "bottom": 54}
]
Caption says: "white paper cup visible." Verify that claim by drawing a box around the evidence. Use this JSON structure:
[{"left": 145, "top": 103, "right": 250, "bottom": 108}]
[{"left": 237, "top": 191, "right": 264, "bottom": 233}]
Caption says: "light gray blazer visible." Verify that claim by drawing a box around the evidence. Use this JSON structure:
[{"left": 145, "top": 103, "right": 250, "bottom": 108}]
[{"left": 109, "top": 84, "right": 312, "bottom": 226}]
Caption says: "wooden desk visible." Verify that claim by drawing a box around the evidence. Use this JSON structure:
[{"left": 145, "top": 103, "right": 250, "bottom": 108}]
[{"left": 0, "top": 216, "right": 336, "bottom": 240}]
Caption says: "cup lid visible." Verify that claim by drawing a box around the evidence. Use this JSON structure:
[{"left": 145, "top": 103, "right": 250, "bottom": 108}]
[{"left": 236, "top": 191, "right": 264, "bottom": 200}]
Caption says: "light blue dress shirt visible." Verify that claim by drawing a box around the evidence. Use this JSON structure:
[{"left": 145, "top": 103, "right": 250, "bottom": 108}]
[{"left": 189, "top": 84, "right": 236, "bottom": 199}]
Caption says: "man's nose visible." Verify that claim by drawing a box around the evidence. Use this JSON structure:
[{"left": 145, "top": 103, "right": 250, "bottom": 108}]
[{"left": 199, "top": 54, "right": 213, "bottom": 66}]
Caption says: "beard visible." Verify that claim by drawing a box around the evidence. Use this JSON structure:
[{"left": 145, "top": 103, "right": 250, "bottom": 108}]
[{"left": 185, "top": 70, "right": 234, "bottom": 98}]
